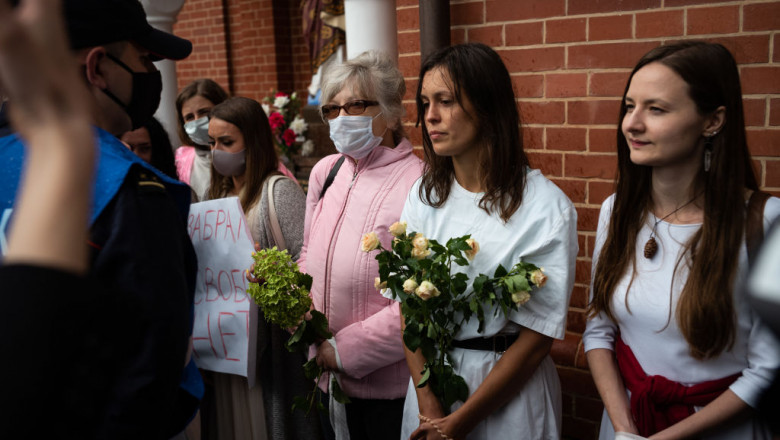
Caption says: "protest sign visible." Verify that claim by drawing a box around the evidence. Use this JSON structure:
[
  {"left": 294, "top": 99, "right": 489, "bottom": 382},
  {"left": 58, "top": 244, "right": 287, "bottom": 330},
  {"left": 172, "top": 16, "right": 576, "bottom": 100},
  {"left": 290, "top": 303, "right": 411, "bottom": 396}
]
[{"left": 187, "top": 197, "right": 257, "bottom": 380}]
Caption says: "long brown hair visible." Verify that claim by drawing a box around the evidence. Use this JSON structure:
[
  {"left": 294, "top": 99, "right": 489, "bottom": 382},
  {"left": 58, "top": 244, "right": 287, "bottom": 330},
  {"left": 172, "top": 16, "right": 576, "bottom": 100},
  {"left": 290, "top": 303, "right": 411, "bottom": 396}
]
[
  {"left": 588, "top": 41, "right": 758, "bottom": 359},
  {"left": 415, "top": 43, "right": 529, "bottom": 222},
  {"left": 207, "top": 97, "right": 278, "bottom": 212}
]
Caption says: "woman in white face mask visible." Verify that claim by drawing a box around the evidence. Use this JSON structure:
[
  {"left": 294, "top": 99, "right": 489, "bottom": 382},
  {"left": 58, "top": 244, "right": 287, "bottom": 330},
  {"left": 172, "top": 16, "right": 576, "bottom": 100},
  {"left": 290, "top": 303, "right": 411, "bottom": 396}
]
[
  {"left": 295, "top": 51, "right": 424, "bottom": 440},
  {"left": 175, "top": 79, "right": 296, "bottom": 202},
  {"left": 175, "top": 79, "right": 228, "bottom": 201},
  {"left": 203, "top": 96, "right": 315, "bottom": 440}
]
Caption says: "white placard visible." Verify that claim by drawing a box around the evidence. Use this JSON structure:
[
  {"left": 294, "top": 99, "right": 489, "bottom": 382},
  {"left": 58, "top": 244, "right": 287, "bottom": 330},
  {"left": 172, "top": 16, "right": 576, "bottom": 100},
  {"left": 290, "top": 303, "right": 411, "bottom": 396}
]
[{"left": 187, "top": 197, "right": 257, "bottom": 379}]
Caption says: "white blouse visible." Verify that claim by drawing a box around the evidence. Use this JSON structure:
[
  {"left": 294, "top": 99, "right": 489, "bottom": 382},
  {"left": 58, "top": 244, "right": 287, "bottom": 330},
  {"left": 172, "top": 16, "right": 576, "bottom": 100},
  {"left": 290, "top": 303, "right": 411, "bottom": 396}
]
[{"left": 583, "top": 194, "right": 780, "bottom": 439}]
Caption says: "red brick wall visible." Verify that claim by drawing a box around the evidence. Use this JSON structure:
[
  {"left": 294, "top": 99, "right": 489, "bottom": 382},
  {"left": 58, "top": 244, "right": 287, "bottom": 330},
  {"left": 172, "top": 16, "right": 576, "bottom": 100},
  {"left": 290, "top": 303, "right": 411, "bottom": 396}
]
[
  {"left": 174, "top": 0, "right": 231, "bottom": 93},
  {"left": 172, "top": 1, "right": 779, "bottom": 439},
  {"left": 174, "top": 0, "right": 311, "bottom": 102}
]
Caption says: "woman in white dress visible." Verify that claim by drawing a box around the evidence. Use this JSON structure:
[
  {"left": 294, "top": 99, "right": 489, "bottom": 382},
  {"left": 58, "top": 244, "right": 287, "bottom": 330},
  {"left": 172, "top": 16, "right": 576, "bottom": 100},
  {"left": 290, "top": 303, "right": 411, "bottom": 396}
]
[
  {"left": 583, "top": 41, "right": 780, "bottom": 440},
  {"left": 398, "top": 43, "right": 578, "bottom": 440}
]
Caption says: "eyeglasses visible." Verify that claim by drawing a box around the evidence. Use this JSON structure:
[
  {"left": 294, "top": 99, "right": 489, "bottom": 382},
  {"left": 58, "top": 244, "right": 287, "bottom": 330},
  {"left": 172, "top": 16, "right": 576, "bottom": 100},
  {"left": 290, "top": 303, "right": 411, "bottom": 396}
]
[{"left": 320, "top": 100, "right": 379, "bottom": 120}]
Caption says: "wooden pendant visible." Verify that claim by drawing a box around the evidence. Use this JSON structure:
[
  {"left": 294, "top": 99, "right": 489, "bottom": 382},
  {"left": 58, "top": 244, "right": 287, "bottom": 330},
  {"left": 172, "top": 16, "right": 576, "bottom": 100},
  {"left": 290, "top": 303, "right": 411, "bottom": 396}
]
[{"left": 644, "top": 236, "right": 658, "bottom": 259}]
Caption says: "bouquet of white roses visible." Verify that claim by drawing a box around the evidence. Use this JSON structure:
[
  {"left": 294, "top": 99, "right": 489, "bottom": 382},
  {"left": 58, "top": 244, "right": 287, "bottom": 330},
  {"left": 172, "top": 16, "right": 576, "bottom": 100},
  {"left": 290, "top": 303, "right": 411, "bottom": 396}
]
[
  {"left": 247, "top": 247, "right": 349, "bottom": 413},
  {"left": 362, "top": 222, "right": 547, "bottom": 409}
]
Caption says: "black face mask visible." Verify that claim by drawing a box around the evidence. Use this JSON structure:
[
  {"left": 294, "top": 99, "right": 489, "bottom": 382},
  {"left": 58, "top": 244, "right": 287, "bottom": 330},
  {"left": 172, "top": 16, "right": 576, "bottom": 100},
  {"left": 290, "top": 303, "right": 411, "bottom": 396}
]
[{"left": 101, "top": 53, "right": 162, "bottom": 130}]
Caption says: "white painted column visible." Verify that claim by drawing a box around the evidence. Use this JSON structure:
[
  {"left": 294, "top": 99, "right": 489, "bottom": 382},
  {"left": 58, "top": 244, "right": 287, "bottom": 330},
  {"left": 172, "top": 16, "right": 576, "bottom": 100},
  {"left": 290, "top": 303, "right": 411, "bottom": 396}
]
[
  {"left": 344, "top": 0, "right": 398, "bottom": 61},
  {"left": 141, "top": 0, "right": 186, "bottom": 148}
]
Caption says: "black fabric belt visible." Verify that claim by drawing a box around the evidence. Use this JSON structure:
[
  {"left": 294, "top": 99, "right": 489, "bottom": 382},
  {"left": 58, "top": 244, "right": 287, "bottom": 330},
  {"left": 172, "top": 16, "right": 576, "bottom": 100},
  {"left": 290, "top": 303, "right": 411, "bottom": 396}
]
[{"left": 450, "top": 334, "right": 519, "bottom": 352}]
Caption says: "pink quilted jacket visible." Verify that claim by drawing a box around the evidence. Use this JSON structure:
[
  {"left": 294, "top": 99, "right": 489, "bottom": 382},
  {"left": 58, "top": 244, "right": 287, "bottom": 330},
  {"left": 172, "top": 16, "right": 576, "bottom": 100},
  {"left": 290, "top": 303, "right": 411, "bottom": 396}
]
[{"left": 299, "top": 138, "right": 423, "bottom": 399}]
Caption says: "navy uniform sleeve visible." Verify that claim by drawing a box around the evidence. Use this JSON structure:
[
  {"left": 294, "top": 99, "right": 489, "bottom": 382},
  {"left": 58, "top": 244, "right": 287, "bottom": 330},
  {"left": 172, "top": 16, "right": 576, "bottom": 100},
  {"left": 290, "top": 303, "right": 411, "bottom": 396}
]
[{"left": 89, "top": 165, "right": 196, "bottom": 439}]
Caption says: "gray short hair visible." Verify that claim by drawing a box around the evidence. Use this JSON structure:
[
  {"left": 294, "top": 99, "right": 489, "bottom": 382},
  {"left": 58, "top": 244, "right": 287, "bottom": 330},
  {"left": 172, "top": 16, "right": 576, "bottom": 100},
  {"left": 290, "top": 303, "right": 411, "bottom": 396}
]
[{"left": 320, "top": 51, "right": 406, "bottom": 142}]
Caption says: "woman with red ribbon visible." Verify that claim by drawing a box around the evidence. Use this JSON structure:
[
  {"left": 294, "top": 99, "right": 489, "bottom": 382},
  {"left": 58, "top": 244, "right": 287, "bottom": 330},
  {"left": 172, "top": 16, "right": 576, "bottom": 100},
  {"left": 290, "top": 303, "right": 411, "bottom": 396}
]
[{"left": 583, "top": 41, "right": 780, "bottom": 440}]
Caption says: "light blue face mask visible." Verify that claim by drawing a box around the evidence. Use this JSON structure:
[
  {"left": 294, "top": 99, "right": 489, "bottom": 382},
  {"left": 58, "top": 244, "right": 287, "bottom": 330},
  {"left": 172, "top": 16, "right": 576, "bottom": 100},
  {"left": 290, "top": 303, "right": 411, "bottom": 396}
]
[
  {"left": 328, "top": 113, "right": 386, "bottom": 160},
  {"left": 184, "top": 116, "right": 210, "bottom": 146}
]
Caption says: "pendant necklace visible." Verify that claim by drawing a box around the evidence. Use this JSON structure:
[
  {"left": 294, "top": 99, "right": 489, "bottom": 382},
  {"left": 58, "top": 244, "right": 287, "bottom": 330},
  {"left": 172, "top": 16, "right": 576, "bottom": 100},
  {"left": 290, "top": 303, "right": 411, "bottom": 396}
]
[{"left": 644, "top": 192, "right": 702, "bottom": 259}]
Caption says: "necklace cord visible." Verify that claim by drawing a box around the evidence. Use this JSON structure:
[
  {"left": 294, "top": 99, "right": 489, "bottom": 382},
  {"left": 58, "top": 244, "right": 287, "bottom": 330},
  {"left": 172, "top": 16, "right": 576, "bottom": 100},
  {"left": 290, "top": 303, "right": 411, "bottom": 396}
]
[{"left": 644, "top": 191, "right": 703, "bottom": 259}]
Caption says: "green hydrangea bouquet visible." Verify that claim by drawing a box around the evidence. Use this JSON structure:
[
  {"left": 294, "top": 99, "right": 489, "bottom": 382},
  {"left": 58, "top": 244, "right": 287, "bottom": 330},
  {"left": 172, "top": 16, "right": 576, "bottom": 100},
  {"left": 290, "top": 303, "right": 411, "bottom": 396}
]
[{"left": 247, "top": 247, "right": 349, "bottom": 413}]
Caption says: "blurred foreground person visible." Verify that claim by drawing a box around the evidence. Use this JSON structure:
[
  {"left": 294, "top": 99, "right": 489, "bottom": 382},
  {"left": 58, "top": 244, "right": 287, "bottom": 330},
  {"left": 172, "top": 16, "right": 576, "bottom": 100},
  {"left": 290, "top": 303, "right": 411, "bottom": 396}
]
[{"left": 0, "top": 0, "right": 199, "bottom": 438}]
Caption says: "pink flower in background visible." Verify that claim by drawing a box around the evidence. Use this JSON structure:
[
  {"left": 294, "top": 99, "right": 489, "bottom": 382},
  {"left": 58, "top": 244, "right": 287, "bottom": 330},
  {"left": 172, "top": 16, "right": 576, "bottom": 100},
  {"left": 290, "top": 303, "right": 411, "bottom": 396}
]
[
  {"left": 263, "top": 89, "right": 308, "bottom": 159},
  {"left": 269, "top": 112, "right": 284, "bottom": 130},
  {"left": 282, "top": 129, "right": 296, "bottom": 146}
]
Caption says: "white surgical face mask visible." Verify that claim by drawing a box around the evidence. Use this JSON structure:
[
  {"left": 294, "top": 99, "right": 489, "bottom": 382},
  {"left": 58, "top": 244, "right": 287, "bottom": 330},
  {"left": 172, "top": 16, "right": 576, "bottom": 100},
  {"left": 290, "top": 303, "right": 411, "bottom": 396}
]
[
  {"left": 329, "top": 113, "right": 386, "bottom": 160},
  {"left": 212, "top": 148, "right": 246, "bottom": 177},
  {"left": 184, "top": 116, "right": 210, "bottom": 146}
]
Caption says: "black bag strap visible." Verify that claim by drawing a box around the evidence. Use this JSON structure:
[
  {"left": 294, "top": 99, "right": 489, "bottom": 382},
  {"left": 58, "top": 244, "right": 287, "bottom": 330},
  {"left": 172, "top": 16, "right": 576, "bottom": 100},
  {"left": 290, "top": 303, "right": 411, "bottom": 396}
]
[{"left": 318, "top": 156, "right": 345, "bottom": 201}]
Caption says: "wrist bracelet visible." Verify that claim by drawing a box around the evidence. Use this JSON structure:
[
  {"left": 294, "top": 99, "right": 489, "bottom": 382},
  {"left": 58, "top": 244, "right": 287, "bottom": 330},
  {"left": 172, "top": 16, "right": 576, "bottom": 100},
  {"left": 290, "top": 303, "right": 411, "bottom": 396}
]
[{"left": 418, "top": 414, "right": 453, "bottom": 440}]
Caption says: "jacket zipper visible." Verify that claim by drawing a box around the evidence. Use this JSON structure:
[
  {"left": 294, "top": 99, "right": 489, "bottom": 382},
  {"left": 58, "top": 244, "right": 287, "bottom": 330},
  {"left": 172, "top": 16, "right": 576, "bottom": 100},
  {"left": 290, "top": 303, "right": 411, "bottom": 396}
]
[{"left": 322, "top": 164, "right": 359, "bottom": 325}]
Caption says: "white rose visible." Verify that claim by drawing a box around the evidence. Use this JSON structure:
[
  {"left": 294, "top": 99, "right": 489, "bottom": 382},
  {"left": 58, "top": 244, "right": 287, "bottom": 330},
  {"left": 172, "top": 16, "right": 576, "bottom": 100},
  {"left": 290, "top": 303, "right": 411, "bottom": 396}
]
[
  {"left": 411, "top": 246, "right": 431, "bottom": 260},
  {"left": 274, "top": 95, "right": 290, "bottom": 109},
  {"left": 374, "top": 277, "right": 387, "bottom": 290},
  {"left": 261, "top": 103, "right": 271, "bottom": 115},
  {"left": 530, "top": 269, "right": 547, "bottom": 288},
  {"left": 415, "top": 280, "right": 440, "bottom": 300},
  {"left": 301, "top": 139, "right": 314, "bottom": 156},
  {"left": 464, "top": 238, "right": 479, "bottom": 261},
  {"left": 389, "top": 221, "right": 407, "bottom": 237},
  {"left": 402, "top": 278, "right": 418, "bottom": 294},
  {"left": 511, "top": 290, "right": 531, "bottom": 305},
  {"left": 289, "top": 115, "right": 308, "bottom": 135},
  {"left": 360, "top": 231, "right": 380, "bottom": 252},
  {"left": 412, "top": 233, "right": 429, "bottom": 250}
]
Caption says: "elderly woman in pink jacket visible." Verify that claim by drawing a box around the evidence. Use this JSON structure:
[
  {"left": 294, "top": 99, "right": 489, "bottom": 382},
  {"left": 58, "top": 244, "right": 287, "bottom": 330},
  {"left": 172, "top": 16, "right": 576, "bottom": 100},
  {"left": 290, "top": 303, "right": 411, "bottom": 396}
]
[{"left": 299, "top": 51, "right": 423, "bottom": 440}]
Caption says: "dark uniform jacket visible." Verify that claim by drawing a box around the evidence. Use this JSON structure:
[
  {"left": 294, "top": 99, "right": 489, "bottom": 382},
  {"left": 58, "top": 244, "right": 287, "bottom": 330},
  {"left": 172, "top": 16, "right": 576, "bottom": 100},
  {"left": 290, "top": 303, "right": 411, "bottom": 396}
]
[{"left": 0, "top": 126, "right": 197, "bottom": 439}]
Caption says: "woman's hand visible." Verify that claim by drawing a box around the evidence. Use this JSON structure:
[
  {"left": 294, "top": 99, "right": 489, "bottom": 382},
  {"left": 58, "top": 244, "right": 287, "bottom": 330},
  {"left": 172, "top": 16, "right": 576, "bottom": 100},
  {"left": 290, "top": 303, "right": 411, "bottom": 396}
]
[
  {"left": 411, "top": 414, "right": 462, "bottom": 440},
  {"left": 314, "top": 340, "right": 339, "bottom": 371},
  {"left": 586, "top": 348, "right": 640, "bottom": 434},
  {"left": 245, "top": 242, "right": 266, "bottom": 284},
  {"left": 646, "top": 390, "right": 750, "bottom": 440}
]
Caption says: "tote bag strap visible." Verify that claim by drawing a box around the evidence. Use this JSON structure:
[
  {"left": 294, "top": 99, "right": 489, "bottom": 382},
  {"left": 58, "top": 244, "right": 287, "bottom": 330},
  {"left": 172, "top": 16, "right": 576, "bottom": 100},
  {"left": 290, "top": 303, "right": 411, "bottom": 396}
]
[{"left": 266, "top": 174, "right": 287, "bottom": 251}]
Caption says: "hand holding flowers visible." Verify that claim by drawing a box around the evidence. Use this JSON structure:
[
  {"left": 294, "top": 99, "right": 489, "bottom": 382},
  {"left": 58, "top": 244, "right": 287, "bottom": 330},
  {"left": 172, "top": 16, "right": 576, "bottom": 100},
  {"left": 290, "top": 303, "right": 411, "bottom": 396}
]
[
  {"left": 362, "top": 222, "right": 548, "bottom": 409},
  {"left": 247, "top": 247, "right": 349, "bottom": 413}
]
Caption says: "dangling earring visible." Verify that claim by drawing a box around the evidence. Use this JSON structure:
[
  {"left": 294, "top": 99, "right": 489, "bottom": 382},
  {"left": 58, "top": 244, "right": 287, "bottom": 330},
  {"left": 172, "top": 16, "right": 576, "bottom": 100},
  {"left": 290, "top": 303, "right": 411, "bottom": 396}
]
[{"left": 703, "top": 131, "right": 717, "bottom": 172}]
